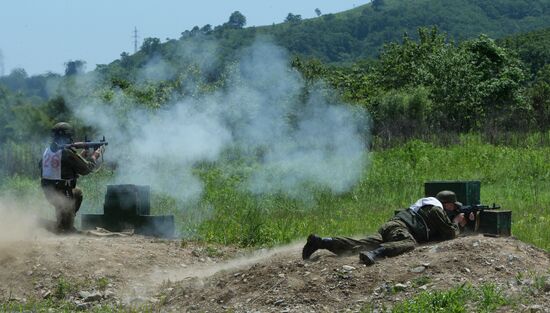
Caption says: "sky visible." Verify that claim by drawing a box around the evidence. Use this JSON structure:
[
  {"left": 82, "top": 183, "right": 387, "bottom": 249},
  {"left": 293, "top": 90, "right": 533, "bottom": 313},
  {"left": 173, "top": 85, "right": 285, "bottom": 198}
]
[{"left": 0, "top": 0, "right": 366, "bottom": 76}]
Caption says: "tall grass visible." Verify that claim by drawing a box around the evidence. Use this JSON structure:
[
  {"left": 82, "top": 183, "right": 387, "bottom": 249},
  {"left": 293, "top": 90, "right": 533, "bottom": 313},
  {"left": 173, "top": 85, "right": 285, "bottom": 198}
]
[
  {"left": 196, "top": 135, "right": 550, "bottom": 249},
  {"left": 2, "top": 134, "right": 549, "bottom": 250}
]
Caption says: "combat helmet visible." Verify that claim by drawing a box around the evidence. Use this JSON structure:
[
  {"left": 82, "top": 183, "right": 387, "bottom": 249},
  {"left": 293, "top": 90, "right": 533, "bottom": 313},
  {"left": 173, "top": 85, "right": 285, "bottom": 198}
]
[
  {"left": 436, "top": 190, "right": 462, "bottom": 207},
  {"left": 51, "top": 122, "right": 74, "bottom": 139}
]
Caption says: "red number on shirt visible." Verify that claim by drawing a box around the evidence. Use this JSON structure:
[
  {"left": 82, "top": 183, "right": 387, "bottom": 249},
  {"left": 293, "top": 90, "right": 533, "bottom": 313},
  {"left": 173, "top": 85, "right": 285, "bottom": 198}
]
[{"left": 44, "top": 154, "right": 61, "bottom": 169}]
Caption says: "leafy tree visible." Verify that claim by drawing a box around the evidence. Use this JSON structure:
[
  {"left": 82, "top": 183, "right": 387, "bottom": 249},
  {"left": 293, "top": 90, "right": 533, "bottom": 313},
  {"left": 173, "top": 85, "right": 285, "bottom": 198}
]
[
  {"left": 141, "top": 37, "right": 161, "bottom": 55},
  {"left": 371, "top": 28, "right": 527, "bottom": 132},
  {"left": 315, "top": 8, "right": 322, "bottom": 17},
  {"left": 227, "top": 11, "right": 246, "bottom": 29},
  {"left": 2, "top": 68, "right": 28, "bottom": 90},
  {"left": 372, "top": 0, "right": 384, "bottom": 11},
  {"left": 527, "top": 65, "right": 550, "bottom": 130},
  {"left": 285, "top": 13, "right": 302, "bottom": 23},
  {"left": 190, "top": 26, "right": 201, "bottom": 36},
  {"left": 201, "top": 24, "right": 213, "bottom": 34},
  {"left": 64, "top": 60, "right": 86, "bottom": 76},
  {"left": 498, "top": 27, "right": 550, "bottom": 77}
]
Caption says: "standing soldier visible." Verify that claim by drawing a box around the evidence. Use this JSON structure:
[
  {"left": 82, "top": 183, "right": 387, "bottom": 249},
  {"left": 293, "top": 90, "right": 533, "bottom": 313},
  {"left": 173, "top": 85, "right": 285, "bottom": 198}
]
[
  {"left": 40, "top": 122, "right": 104, "bottom": 233},
  {"left": 302, "top": 195, "right": 468, "bottom": 265}
]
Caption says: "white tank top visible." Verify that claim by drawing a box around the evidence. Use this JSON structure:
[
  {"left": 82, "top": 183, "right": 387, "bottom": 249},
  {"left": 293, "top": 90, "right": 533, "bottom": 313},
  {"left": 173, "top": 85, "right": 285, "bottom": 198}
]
[{"left": 42, "top": 147, "right": 62, "bottom": 180}]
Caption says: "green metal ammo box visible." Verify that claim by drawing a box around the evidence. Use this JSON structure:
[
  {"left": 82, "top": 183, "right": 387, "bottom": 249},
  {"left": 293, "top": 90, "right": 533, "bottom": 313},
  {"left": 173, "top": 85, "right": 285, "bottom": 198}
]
[
  {"left": 81, "top": 184, "right": 175, "bottom": 237},
  {"left": 478, "top": 210, "right": 512, "bottom": 236},
  {"left": 424, "top": 181, "right": 481, "bottom": 205}
]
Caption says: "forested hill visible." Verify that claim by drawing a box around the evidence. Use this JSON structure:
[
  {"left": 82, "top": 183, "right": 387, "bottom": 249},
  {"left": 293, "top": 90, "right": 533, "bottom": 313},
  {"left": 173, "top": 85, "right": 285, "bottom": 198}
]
[
  {"left": 257, "top": 0, "right": 550, "bottom": 62},
  {"left": 4, "top": 0, "right": 550, "bottom": 84}
]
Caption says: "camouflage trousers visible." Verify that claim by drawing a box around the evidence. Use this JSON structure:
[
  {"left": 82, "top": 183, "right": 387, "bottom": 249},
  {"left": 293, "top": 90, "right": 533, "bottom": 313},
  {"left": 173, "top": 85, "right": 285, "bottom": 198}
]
[
  {"left": 42, "top": 185, "right": 83, "bottom": 232},
  {"left": 323, "top": 220, "right": 417, "bottom": 257}
]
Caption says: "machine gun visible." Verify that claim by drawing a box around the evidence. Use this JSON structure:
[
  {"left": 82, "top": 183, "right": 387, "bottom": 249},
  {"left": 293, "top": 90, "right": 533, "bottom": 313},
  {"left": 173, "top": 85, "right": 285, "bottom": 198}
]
[
  {"left": 458, "top": 203, "right": 501, "bottom": 216},
  {"left": 61, "top": 136, "right": 108, "bottom": 150}
]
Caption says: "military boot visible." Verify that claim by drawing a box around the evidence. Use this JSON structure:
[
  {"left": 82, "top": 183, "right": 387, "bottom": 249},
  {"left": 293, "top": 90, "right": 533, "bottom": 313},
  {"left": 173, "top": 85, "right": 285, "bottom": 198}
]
[
  {"left": 302, "top": 234, "right": 325, "bottom": 260},
  {"left": 359, "top": 247, "right": 386, "bottom": 266}
]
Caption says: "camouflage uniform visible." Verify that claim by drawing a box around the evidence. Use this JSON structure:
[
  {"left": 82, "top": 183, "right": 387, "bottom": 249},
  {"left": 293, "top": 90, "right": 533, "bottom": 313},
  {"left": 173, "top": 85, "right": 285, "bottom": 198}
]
[
  {"left": 308, "top": 204, "right": 459, "bottom": 258},
  {"left": 40, "top": 132, "right": 97, "bottom": 232}
]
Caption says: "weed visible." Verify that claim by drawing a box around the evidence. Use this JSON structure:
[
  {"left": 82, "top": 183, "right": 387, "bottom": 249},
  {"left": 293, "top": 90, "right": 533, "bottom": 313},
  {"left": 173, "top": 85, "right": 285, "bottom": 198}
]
[
  {"left": 96, "top": 277, "right": 109, "bottom": 291},
  {"left": 53, "top": 277, "right": 72, "bottom": 300},
  {"left": 412, "top": 276, "right": 431, "bottom": 287}
]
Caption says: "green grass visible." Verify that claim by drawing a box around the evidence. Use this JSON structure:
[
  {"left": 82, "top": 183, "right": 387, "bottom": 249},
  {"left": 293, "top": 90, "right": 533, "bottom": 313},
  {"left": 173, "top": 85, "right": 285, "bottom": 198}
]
[
  {"left": 196, "top": 134, "right": 550, "bottom": 249},
  {"left": 361, "top": 283, "right": 510, "bottom": 313},
  {"left": 2, "top": 134, "right": 550, "bottom": 250},
  {"left": 1, "top": 301, "right": 156, "bottom": 313}
]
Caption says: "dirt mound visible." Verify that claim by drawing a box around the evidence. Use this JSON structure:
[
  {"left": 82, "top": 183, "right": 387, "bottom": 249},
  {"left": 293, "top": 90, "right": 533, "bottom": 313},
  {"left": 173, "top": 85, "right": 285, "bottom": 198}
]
[{"left": 1, "top": 234, "right": 549, "bottom": 312}]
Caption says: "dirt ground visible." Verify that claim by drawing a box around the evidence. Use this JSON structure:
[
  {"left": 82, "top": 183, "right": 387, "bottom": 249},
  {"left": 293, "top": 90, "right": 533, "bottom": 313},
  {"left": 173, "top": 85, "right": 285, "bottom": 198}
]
[{"left": 1, "top": 229, "right": 550, "bottom": 312}]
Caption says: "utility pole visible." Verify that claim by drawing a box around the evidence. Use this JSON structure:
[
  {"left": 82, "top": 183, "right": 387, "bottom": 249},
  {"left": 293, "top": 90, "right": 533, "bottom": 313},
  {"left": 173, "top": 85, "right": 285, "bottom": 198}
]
[{"left": 133, "top": 27, "right": 139, "bottom": 53}]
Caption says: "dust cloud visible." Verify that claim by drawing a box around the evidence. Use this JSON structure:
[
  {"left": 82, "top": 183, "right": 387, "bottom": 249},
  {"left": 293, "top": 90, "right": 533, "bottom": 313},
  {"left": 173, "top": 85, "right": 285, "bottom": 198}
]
[{"left": 0, "top": 197, "right": 50, "bottom": 244}]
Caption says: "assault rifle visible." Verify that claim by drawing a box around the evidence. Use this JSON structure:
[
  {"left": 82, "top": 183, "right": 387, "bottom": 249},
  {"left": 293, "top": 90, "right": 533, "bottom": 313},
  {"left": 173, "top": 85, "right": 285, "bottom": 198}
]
[
  {"left": 61, "top": 136, "right": 108, "bottom": 150},
  {"left": 458, "top": 203, "right": 501, "bottom": 215}
]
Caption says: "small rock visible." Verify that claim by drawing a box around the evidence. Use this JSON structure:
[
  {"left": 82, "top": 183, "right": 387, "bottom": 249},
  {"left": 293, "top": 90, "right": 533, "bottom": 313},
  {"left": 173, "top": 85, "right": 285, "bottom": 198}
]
[
  {"left": 422, "top": 263, "right": 431, "bottom": 267},
  {"left": 393, "top": 283, "right": 407, "bottom": 291},
  {"left": 494, "top": 265, "right": 505, "bottom": 272},
  {"left": 472, "top": 241, "right": 480, "bottom": 247},
  {"left": 79, "top": 291, "right": 102, "bottom": 302},
  {"left": 75, "top": 302, "right": 90, "bottom": 311},
  {"left": 103, "top": 290, "right": 115, "bottom": 298},
  {"left": 149, "top": 297, "right": 160, "bottom": 304},
  {"left": 418, "top": 285, "right": 428, "bottom": 291},
  {"left": 462, "top": 268, "right": 471, "bottom": 273},
  {"left": 342, "top": 265, "right": 356, "bottom": 271},
  {"left": 26, "top": 271, "right": 33, "bottom": 276},
  {"left": 99, "top": 258, "right": 106, "bottom": 261},
  {"left": 274, "top": 299, "right": 285, "bottom": 306},
  {"left": 524, "top": 304, "right": 544, "bottom": 312},
  {"left": 41, "top": 290, "right": 52, "bottom": 299},
  {"left": 278, "top": 273, "right": 285, "bottom": 278},
  {"left": 410, "top": 266, "right": 426, "bottom": 273}
]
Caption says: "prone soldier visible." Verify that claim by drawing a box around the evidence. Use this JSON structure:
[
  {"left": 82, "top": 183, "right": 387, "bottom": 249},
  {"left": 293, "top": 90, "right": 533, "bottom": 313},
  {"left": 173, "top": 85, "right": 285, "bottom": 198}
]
[{"left": 302, "top": 193, "right": 469, "bottom": 265}]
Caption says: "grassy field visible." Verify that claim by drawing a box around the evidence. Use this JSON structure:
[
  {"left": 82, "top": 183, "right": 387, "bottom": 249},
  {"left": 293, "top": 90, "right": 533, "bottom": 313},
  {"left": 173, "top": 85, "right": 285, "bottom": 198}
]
[{"left": 2, "top": 134, "right": 549, "bottom": 250}]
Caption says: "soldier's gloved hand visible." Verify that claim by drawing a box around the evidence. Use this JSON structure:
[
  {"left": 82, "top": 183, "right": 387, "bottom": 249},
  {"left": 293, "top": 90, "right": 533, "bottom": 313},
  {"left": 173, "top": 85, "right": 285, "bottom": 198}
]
[
  {"left": 453, "top": 213, "right": 467, "bottom": 227},
  {"left": 92, "top": 146, "right": 105, "bottom": 161}
]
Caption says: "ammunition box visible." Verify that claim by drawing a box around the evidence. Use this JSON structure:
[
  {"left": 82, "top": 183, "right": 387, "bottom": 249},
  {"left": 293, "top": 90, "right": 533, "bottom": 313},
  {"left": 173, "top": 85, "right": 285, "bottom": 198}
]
[
  {"left": 479, "top": 210, "right": 511, "bottom": 236},
  {"left": 424, "top": 181, "right": 480, "bottom": 206},
  {"left": 104, "top": 184, "right": 150, "bottom": 217},
  {"left": 80, "top": 184, "right": 174, "bottom": 238}
]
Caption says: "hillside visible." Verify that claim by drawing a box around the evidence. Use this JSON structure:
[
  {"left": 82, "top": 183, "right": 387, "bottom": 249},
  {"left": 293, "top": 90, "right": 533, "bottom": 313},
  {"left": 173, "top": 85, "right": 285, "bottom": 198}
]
[
  {"left": 2, "top": 228, "right": 549, "bottom": 312},
  {"left": 257, "top": 0, "right": 550, "bottom": 62}
]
